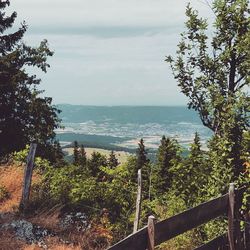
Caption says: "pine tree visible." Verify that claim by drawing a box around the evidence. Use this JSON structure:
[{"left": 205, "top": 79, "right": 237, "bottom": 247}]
[
  {"left": 152, "top": 136, "right": 181, "bottom": 195},
  {"left": 88, "top": 152, "right": 107, "bottom": 178},
  {"left": 73, "top": 141, "right": 79, "bottom": 165},
  {"left": 136, "top": 139, "right": 149, "bottom": 170},
  {"left": 108, "top": 150, "right": 119, "bottom": 169},
  {"left": 172, "top": 133, "right": 208, "bottom": 207},
  {"left": 51, "top": 140, "right": 65, "bottom": 166},
  {"left": 79, "top": 144, "right": 87, "bottom": 167},
  {"left": 0, "top": 0, "right": 60, "bottom": 159},
  {"left": 136, "top": 138, "right": 150, "bottom": 198}
]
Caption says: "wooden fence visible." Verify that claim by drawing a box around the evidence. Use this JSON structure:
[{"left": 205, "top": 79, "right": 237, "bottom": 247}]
[{"left": 108, "top": 184, "right": 249, "bottom": 250}]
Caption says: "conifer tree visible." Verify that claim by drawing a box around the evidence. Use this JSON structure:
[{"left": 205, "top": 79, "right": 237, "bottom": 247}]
[
  {"left": 88, "top": 152, "right": 107, "bottom": 178},
  {"left": 136, "top": 138, "right": 149, "bottom": 170},
  {"left": 0, "top": 0, "right": 60, "bottom": 159},
  {"left": 108, "top": 150, "right": 119, "bottom": 169},
  {"left": 51, "top": 140, "right": 65, "bottom": 166},
  {"left": 152, "top": 136, "right": 181, "bottom": 195},
  {"left": 73, "top": 141, "right": 79, "bottom": 165},
  {"left": 172, "top": 133, "right": 208, "bottom": 207},
  {"left": 79, "top": 144, "right": 87, "bottom": 167},
  {"left": 136, "top": 138, "right": 150, "bottom": 198}
]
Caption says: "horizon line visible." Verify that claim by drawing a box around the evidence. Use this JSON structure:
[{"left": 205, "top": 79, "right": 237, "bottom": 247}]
[{"left": 55, "top": 103, "right": 188, "bottom": 107}]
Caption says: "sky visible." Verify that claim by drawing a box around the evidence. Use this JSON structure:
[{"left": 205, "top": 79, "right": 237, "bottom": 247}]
[{"left": 10, "top": 0, "right": 214, "bottom": 106}]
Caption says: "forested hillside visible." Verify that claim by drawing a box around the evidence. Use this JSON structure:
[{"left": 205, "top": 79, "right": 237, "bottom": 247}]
[{"left": 0, "top": 0, "right": 249, "bottom": 249}]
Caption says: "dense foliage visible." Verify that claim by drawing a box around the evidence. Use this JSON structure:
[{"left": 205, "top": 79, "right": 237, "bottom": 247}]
[
  {"left": 0, "top": 0, "right": 61, "bottom": 161},
  {"left": 166, "top": 0, "right": 250, "bottom": 241}
]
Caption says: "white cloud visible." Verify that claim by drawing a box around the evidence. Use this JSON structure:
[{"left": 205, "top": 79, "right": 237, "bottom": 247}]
[
  {"left": 11, "top": 0, "right": 214, "bottom": 29},
  {"left": 9, "top": 0, "right": 214, "bottom": 105}
]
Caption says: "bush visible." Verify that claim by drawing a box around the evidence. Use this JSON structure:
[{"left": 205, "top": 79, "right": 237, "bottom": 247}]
[{"left": 12, "top": 145, "right": 51, "bottom": 172}]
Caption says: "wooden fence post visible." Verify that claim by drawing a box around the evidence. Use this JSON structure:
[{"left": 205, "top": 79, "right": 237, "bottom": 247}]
[
  {"left": 235, "top": 187, "right": 244, "bottom": 250},
  {"left": 243, "top": 210, "right": 250, "bottom": 249},
  {"left": 228, "top": 183, "right": 235, "bottom": 250},
  {"left": 147, "top": 215, "right": 156, "bottom": 250},
  {"left": 133, "top": 169, "right": 142, "bottom": 233},
  {"left": 19, "top": 143, "right": 37, "bottom": 211},
  {"left": 228, "top": 183, "right": 242, "bottom": 250}
]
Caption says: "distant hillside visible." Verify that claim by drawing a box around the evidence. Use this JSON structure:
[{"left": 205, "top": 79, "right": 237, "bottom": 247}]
[{"left": 56, "top": 104, "right": 201, "bottom": 124}]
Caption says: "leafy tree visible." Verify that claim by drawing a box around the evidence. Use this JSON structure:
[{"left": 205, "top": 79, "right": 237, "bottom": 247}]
[
  {"left": 0, "top": 0, "right": 60, "bottom": 159},
  {"left": 166, "top": 0, "right": 249, "bottom": 133},
  {"left": 166, "top": 0, "right": 249, "bottom": 180},
  {"left": 166, "top": 0, "right": 250, "bottom": 241},
  {"left": 108, "top": 150, "right": 119, "bottom": 169},
  {"left": 152, "top": 136, "right": 181, "bottom": 196}
]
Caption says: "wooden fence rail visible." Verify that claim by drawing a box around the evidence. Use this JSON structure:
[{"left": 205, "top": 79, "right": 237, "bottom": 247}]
[
  {"left": 108, "top": 185, "right": 248, "bottom": 250},
  {"left": 194, "top": 233, "right": 228, "bottom": 250}
]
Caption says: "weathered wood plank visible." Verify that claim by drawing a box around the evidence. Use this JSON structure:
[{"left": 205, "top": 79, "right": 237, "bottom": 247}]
[
  {"left": 228, "top": 183, "right": 235, "bottom": 250},
  {"left": 147, "top": 216, "right": 156, "bottom": 250},
  {"left": 108, "top": 226, "right": 148, "bottom": 250},
  {"left": 133, "top": 169, "right": 142, "bottom": 233},
  {"left": 244, "top": 211, "right": 250, "bottom": 249},
  {"left": 19, "top": 143, "right": 37, "bottom": 211},
  {"left": 154, "top": 194, "right": 229, "bottom": 245},
  {"left": 194, "top": 233, "right": 228, "bottom": 250},
  {"left": 108, "top": 193, "right": 228, "bottom": 250},
  {"left": 234, "top": 186, "right": 244, "bottom": 250}
]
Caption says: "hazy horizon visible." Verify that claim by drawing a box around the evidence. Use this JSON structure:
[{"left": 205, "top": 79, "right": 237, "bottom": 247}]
[
  {"left": 56, "top": 103, "right": 188, "bottom": 107},
  {"left": 10, "top": 0, "right": 214, "bottom": 106}
]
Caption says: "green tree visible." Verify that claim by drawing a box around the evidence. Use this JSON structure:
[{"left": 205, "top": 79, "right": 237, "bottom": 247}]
[
  {"left": 73, "top": 141, "right": 80, "bottom": 165},
  {"left": 152, "top": 136, "right": 181, "bottom": 196},
  {"left": 136, "top": 138, "right": 150, "bottom": 198},
  {"left": 166, "top": 0, "right": 249, "bottom": 182},
  {"left": 172, "top": 133, "right": 208, "bottom": 207},
  {"left": 79, "top": 144, "right": 87, "bottom": 167},
  {"left": 0, "top": 0, "right": 60, "bottom": 159},
  {"left": 136, "top": 138, "right": 149, "bottom": 169},
  {"left": 88, "top": 152, "right": 107, "bottom": 179},
  {"left": 50, "top": 140, "right": 65, "bottom": 166},
  {"left": 108, "top": 150, "right": 119, "bottom": 169},
  {"left": 166, "top": 0, "right": 250, "bottom": 240}
]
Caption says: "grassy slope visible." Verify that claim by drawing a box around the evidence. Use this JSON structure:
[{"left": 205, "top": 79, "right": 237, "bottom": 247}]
[
  {"left": 0, "top": 165, "right": 82, "bottom": 250},
  {"left": 63, "top": 147, "right": 132, "bottom": 164}
]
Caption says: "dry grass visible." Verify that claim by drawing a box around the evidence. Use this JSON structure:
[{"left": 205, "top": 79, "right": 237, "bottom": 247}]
[
  {"left": 29, "top": 206, "right": 62, "bottom": 232},
  {"left": 0, "top": 165, "right": 110, "bottom": 250},
  {"left": 63, "top": 147, "right": 131, "bottom": 164},
  {"left": 23, "top": 238, "right": 81, "bottom": 250},
  {"left": 0, "top": 231, "right": 26, "bottom": 250},
  {"left": 23, "top": 245, "right": 41, "bottom": 250},
  {"left": 41, "top": 237, "right": 82, "bottom": 250},
  {"left": 0, "top": 164, "right": 40, "bottom": 212}
]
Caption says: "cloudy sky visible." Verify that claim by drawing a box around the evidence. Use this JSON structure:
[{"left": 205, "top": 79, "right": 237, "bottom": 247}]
[{"left": 10, "top": 0, "right": 214, "bottom": 105}]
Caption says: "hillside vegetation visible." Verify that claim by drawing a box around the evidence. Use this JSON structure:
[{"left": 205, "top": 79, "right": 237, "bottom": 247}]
[{"left": 0, "top": 0, "right": 249, "bottom": 249}]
